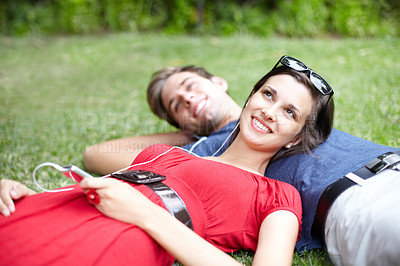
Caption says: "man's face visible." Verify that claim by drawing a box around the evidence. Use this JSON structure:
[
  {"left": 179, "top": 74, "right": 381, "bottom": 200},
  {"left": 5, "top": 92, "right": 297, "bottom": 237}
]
[{"left": 161, "top": 71, "right": 229, "bottom": 136}]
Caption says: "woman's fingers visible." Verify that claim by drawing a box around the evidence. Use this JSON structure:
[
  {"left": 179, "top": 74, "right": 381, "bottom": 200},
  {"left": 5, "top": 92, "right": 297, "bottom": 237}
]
[
  {"left": 79, "top": 178, "right": 111, "bottom": 205},
  {"left": 80, "top": 177, "right": 152, "bottom": 225},
  {"left": 80, "top": 178, "right": 129, "bottom": 206},
  {"left": 86, "top": 189, "right": 101, "bottom": 205},
  {"left": 0, "top": 179, "right": 33, "bottom": 217},
  {"left": 79, "top": 177, "right": 114, "bottom": 189}
]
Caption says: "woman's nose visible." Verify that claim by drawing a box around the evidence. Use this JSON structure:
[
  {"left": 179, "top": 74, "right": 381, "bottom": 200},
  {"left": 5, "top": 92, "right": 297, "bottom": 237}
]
[{"left": 262, "top": 106, "right": 277, "bottom": 122}]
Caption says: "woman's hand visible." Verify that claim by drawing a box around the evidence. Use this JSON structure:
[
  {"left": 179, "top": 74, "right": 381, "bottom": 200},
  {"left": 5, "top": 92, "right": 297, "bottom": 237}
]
[
  {"left": 79, "top": 178, "right": 155, "bottom": 227},
  {"left": 81, "top": 177, "right": 241, "bottom": 265},
  {"left": 0, "top": 179, "right": 37, "bottom": 217}
]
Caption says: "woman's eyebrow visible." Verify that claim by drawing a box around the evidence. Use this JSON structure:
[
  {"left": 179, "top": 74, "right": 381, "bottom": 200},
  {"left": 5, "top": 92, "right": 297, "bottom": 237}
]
[
  {"left": 267, "top": 85, "right": 301, "bottom": 116},
  {"left": 265, "top": 86, "right": 277, "bottom": 95},
  {"left": 288, "top": 103, "right": 301, "bottom": 116}
]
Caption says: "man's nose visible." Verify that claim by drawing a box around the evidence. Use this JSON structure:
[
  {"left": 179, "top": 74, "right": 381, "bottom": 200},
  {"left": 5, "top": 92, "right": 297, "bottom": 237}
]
[{"left": 178, "top": 91, "right": 194, "bottom": 107}]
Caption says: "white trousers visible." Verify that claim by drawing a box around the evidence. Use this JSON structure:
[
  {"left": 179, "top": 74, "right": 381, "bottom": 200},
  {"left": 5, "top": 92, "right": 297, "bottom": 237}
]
[{"left": 324, "top": 169, "right": 400, "bottom": 266}]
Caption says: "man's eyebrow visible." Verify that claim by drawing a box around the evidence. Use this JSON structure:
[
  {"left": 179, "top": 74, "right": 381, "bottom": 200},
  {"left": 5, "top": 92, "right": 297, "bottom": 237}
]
[
  {"left": 167, "top": 97, "right": 174, "bottom": 116},
  {"left": 179, "top": 77, "right": 192, "bottom": 87},
  {"left": 167, "top": 76, "right": 193, "bottom": 114}
]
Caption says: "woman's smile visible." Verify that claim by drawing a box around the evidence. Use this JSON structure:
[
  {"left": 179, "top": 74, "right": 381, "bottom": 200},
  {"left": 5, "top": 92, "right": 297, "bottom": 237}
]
[{"left": 251, "top": 116, "right": 272, "bottom": 134}]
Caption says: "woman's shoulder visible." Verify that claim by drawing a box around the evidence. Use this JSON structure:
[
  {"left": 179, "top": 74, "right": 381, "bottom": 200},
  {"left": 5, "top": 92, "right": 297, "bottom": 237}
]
[
  {"left": 144, "top": 143, "right": 174, "bottom": 154},
  {"left": 132, "top": 144, "right": 195, "bottom": 166},
  {"left": 131, "top": 144, "right": 172, "bottom": 164}
]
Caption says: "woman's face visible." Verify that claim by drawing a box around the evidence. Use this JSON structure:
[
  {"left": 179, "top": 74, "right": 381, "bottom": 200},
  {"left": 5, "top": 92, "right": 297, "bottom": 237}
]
[{"left": 239, "top": 74, "right": 313, "bottom": 153}]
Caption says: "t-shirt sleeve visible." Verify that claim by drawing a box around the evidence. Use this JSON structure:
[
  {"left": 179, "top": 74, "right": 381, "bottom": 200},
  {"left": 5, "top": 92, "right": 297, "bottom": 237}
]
[{"left": 258, "top": 180, "right": 303, "bottom": 240}]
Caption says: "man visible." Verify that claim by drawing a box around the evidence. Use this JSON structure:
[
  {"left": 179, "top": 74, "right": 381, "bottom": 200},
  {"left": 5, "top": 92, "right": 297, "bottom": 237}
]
[{"left": 83, "top": 65, "right": 242, "bottom": 175}]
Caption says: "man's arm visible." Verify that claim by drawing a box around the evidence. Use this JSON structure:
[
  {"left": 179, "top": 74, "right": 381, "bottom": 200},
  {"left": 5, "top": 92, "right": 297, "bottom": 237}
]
[{"left": 83, "top": 132, "right": 193, "bottom": 175}]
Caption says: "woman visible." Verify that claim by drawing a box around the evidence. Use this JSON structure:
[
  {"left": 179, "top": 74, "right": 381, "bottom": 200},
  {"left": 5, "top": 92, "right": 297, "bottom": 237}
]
[{"left": 0, "top": 56, "right": 334, "bottom": 265}]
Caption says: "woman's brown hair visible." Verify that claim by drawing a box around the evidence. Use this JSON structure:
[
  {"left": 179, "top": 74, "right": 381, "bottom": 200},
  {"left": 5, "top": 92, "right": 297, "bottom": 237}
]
[{"left": 231, "top": 65, "right": 334, "bottom": 163}]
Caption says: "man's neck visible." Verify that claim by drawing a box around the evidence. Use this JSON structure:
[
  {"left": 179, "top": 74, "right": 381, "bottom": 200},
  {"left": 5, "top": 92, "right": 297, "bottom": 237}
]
[{"left": 215, "top": 101, "right": 242, "bottom": 131}]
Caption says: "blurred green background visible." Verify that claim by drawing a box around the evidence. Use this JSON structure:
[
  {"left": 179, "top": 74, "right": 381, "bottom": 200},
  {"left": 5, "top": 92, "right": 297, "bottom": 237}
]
[
  {"left": 1, "top": 33, "right": 399, "bottom": 191},
  {"left": 1, "top": 0, "right": 399, "bottom": 37}
]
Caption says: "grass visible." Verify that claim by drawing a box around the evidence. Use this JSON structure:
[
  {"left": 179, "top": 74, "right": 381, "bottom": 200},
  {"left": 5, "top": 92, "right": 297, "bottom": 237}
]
[{"left": 1, "top": 32, "right": 399, "bottom": 265}]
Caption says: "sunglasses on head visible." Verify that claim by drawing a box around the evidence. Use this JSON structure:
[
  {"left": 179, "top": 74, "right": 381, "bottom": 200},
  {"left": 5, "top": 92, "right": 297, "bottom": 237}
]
[{"left": 272, "top": 55, "right": 334, "bottom": 96}]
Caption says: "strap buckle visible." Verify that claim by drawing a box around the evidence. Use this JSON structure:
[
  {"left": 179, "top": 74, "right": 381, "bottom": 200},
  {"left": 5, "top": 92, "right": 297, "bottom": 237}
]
[
  {"left": 365, "top": 152, "right": 400, "bottom": 174},
  {"left": 111, "top": 170, "right": 166, "bottom": 184}
]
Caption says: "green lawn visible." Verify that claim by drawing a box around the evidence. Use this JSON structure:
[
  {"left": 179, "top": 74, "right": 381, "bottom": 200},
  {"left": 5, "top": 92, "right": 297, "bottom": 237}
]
[{"left": 1, "top": 33, "right": 399, "bottom": 265}]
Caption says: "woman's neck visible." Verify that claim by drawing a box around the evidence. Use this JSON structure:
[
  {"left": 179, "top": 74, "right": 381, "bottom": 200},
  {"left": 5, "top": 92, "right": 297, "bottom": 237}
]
[{"left": 207, "top": 138, "right": 276, "bottom": 176}]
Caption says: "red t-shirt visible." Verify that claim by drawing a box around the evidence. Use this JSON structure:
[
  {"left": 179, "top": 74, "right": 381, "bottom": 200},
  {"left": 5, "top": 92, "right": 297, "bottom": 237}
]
[{"left": 0, "top": 144, "right": 302, "bottom": 265}]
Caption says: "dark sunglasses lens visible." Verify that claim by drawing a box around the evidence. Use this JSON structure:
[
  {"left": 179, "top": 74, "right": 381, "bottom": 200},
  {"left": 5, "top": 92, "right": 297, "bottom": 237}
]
[
  {"left": 310, "top": 72, "right": 331, "bottom": 95},
  {"left": 281, "top": 57, "right": 307, "bottom": 71}
]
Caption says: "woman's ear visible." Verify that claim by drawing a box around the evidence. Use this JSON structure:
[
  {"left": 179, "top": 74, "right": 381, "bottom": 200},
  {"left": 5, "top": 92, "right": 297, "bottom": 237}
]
[
  {"left": 211, "top": 76, "right": 228, "bottom": 92},
  {"left": 287, "top": 136, "right": 302, "bottom": 148}
]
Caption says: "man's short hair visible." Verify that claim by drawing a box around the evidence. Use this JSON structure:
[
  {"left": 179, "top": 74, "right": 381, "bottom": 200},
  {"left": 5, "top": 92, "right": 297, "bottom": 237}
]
[{"left": 147, "top": 65, "right": 213, "bottom": 129}]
